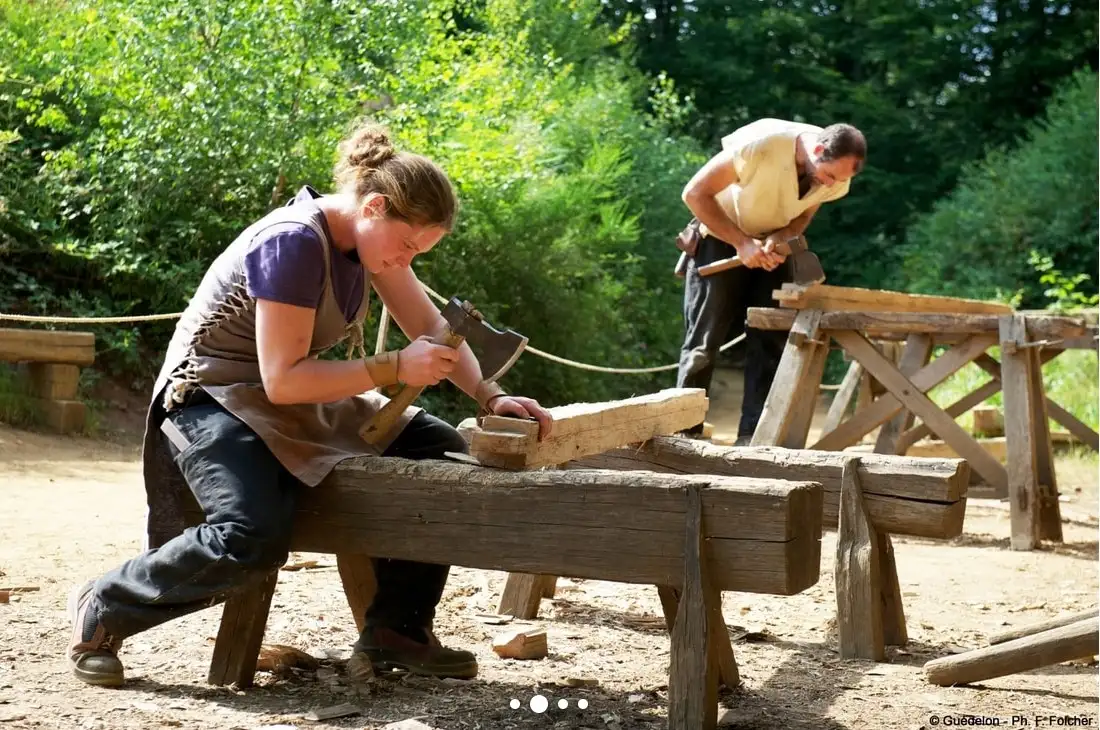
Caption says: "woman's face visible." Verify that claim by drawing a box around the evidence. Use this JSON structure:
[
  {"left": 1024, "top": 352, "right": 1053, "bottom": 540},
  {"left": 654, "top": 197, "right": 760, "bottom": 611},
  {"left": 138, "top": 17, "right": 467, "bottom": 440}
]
[{"left": 354, "top": 194, "right": 446, "bottom": 274}]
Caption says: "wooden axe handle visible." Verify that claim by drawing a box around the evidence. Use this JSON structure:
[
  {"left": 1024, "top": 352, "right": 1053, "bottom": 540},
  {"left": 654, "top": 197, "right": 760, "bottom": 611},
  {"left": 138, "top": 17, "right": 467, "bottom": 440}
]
[
  {"left": 359, "top": 329, "right": 466, "bottom": 447},
  {"left": 697, "top": 255, "right": 745, "bottom": 277}
]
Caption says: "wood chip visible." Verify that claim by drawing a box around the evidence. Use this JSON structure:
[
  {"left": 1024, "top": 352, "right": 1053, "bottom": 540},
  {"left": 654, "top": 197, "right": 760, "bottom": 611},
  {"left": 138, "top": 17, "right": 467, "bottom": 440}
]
[
  {"left": 303, "top": 702, "right": 360, "bottom": 721},
  {"left": 492, "top": 628, "right": 547, "bottom": 660},
  {"left": 562, "top": 677, "right": 600, "bottom": 687},
  {"left": 0, "top": 592, "right": 8, "bottom": 605},
  {"left": 474, "top": 613, "right": 514, "bottom": 625},
  {"left": 346, "top": 652, "right": 375, "bottom": 684},
  {"left": 257, "top": 644, "right": 320, "bottom": 674}
]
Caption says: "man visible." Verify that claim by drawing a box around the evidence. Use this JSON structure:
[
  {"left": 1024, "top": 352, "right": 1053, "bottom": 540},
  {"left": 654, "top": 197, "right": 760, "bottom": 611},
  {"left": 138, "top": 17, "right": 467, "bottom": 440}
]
[{"left": 675, "top": 118, "right": 866, "bottom": 443}]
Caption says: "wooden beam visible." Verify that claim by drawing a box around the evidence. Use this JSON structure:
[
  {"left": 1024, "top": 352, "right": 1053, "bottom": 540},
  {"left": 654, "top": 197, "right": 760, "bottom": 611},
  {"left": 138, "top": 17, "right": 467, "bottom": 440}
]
[
  {"left": 657, "top": 586, "right": 739, "bottom": 689},
  {"left": 668, "top": 487, "right": 719, "bottom": 730},
  {"left": 747, "top": 308, "right": 1087, "bottom": 340},
  {"left": 0, "top": 328, "right": 95, "bottom": 366},
  {"left": 208, "top": 571, "right": 278, "bottom": 687},
  {"left": 336, "top": 554, "right": 376, "bottom": 634},
  {"left": 751, "top": 310, "right": 824, "bottom": 446},
  {"left": 821, "top": 360, "right": 864, "bottom": 437},
  {"left": 812, "top": 334, "right": 997, "bottom": 452},
  {"left": 832, "top": 330, "right": 1008, "bottom": 490},
  {"left": 989, "top": 608, "right": 1100, "bottom": 645},
  {"left": 834, "top": 459, "right": 885, "bottom": 661},
  {"left": 876, "top": 532, "right": 908, "bottom": 648},
  {"left": 1026, "top": 339, "right": 1063, "bottom": 543},
  {"left": 1000, "top": 315, "right": 1042, "bottom": 550},
  {"left": 773, "top": 284, "right": 1014, "bottom": 315},
  {"left": 924, "top": 617, "right": 1099, "bottom": 687},
  {"left": 186, "top": 458, "right": 824, "bottom": 595},
  {"left": 874, "top": 334, "right": 933, "bottom": 454},
  {"left": 570, "top": 438, "right": 968, "bottom": 539},
  {"left": 461, "top": 388, "right": 708, "bottom": 469},
  {"left": 498, "top": 573, "right": 550, "bottom": 620},
  {"left": 897, "top": 378, "right": 1003, "bottom": 454},
  {"left": 27, "top": 363, "right": 80, "bottom": 400},
  {"left": 781, "top": 337, "right": 830, "bottom": 449},
  {"left": 971, "top": 350, "right": 1098, "bottom": 452}
]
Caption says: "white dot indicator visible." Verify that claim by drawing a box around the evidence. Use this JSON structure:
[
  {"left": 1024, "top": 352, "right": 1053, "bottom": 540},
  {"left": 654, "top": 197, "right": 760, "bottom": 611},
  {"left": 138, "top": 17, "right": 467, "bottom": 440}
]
[
  {"left": 578, "top": 698, "right": 589, "bottom": 709},
  {"left": 509, "top": 698, "right": 520, "bottom": 709},
  {"left": 530, "top": 694, "right": 549, "bottom": 713},
  {"left": 558, "top": 699, "right": 569, "bottom": 709}
]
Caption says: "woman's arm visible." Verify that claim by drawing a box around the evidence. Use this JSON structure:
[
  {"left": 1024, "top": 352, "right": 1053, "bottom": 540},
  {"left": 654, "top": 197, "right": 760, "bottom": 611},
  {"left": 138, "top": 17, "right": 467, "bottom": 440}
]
[
  {"left": 370, "top": 264, "right": 491, "bottom": 400},
  {"left": 372, "top": 264, "right": 553, "bottom": 436}
]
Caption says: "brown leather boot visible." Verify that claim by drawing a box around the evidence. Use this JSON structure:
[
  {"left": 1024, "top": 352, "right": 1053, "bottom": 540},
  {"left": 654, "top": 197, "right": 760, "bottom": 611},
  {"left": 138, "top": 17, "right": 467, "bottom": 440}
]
[
  {"left": 353, "top": 626, "right": 477, "bottom": 679},
  {"left": 68, "top": 580, "right": 125, "bottom": 687}
]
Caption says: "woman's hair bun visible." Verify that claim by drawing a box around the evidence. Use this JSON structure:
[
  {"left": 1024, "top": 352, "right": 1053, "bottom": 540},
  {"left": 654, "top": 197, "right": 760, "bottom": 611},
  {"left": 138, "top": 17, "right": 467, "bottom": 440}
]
[{"left": 341, "top": 124, "right": 395, "bottom": 171}]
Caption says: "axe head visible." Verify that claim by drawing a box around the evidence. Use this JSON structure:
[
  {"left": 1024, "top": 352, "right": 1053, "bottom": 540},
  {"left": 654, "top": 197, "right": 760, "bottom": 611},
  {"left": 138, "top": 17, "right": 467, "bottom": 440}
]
[
  {"left": 782, "top": 235, "right": 827, "bottom": 286},
  {"left": 441, "top": 297, "right": 528, "bottom": 383}
]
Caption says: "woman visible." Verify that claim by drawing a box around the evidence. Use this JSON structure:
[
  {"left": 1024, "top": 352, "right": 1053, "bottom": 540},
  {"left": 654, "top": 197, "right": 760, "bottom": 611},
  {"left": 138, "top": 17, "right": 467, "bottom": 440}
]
[{"left": 67, "top": 123, "right": 553, "bottom": 687}]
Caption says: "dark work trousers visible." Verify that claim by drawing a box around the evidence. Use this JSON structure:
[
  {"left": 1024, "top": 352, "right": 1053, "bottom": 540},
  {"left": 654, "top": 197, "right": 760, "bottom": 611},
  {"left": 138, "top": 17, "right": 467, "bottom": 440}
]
[
  {"left": 676, "top": 234, "right": 791, "bottom": 440},
  {"left": 94, "top": 391, "right": 463, "bottom": 641}
]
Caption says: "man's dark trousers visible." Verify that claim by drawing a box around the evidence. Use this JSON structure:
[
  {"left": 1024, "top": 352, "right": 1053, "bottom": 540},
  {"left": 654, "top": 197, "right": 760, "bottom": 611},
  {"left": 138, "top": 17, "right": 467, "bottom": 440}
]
[{"left": 676, "top": 233, "right": 791, "bottom": 441}]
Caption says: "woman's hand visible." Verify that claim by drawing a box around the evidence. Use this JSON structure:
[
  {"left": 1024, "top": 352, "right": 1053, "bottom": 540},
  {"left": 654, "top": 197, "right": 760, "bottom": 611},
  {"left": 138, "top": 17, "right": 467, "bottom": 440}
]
[
  {"left": 488, "top": 395, "right": 554, "bottom": 441},
  {"left": 398, "top": 335, "right": 459, "bottom": 386}
]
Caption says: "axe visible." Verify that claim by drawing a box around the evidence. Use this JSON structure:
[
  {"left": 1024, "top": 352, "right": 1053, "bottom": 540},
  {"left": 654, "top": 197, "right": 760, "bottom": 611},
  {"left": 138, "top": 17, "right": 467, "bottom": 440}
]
[
  {"left": 696, "top": 234, "right": 826, "bottom": 285},
  {"left": 359, "top": 297, "right": 528, "bottom": 447}
]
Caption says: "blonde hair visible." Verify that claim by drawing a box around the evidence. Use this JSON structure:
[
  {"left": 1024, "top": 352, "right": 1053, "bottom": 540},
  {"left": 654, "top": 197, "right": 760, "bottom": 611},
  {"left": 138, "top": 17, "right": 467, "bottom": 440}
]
[{"left": 333, "top": 123, "right": 458, "bottom": 231}]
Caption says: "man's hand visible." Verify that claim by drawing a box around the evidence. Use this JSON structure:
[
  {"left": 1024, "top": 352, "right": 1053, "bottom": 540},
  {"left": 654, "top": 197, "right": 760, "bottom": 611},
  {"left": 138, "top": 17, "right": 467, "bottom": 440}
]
[
  {"left": 760, "top": 233, "right": 791, "bottom": 270},
  {"left": 398, "top": 335, "right": 459, "bottom": 386},
  {"left": 488, "top": 395, "right": 554, "bottom": 441},
  {"left": 734, "top": 238, "right": 784, "bottom": 271}
]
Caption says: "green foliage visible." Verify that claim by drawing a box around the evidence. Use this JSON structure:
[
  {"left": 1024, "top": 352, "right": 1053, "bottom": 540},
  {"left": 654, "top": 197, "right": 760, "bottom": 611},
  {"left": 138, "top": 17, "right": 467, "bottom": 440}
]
[
  {"left": 0, "top": 0, "right": 701, "bottom": 420},
  {"left": 899, "top": 70, "right": 1099, "bottom": 306}
]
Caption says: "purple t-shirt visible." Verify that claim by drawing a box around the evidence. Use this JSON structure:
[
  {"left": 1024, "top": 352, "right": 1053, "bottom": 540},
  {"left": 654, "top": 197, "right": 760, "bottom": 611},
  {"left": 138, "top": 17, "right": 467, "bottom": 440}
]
[{"left": 243, "top": 186, "right": 365, "bottom": 322}]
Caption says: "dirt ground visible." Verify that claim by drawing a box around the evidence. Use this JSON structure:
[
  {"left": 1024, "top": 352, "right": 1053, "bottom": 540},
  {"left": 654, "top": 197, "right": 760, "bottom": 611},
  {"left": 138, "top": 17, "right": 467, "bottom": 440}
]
[{"left": 1, "top": 370, "right": 1098, "bottom": 730}]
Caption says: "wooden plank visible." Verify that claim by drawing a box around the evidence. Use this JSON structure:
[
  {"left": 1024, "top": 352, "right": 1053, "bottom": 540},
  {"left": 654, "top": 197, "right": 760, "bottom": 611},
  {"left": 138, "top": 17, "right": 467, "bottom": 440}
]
[
  {"left": 748, "top": 308, "right": 1086, "bottom": 338},
  {"left": 657, "top": 586, "right": 739, "bottom": 689},
  {"left": 812, "top": 334, "right": 997, "bottom": 452},
  {"left": 184, "top": 459, "right": 824, "bottom": 595},
  {"left": 336, "top": 554, "right": 376, "bottom": 634},
  {"left": 464, "top": 388, "right": 708, "bottom": 469},
  {"left": 208, "top": 570, "right": 278, "bottom": 687},
  {"left": 1026, "top": 343, "right": 1063, "bottom": 542},
  {"left": 668, "top": 487, "right": 718, "bottom": 730},
  {"left": 876, "top": 532, "right": 908, "bottom": 647},
  {"left": 0, "top": 328, "right": 95, "bottom": 366},
  {"left": 821, "top": 361, "right": 864, "bottom": 438},
  {"left": 1000, "top": 315, "right": 1040, "bottom": 551},
  {"left": 875, "top": 334, "right": 933, "bottom": 454},
  {"left": 497, "top": 573, "right": 548, "bottom": 620},
  {"left": 751, "top": 310, "right": 823, "bottom": 446},
  {"left": 773, "top": 284, "right": 1014, "bottom": 315},
  {"left": 780, "top": 338, "right": 830, "bottom": 449},
  {"left": 830, "top": 330, "right": 1008, "bottom": 490},
  {"left": 27, "top": 363, "right": 80, "bottom": 400},
  {"left": 571, "top": 438, "right": 968, "bottom": 539},
  {"left": 834, "top": 459, "right": 885, "bottom": 661},
  {"left": 989, "top": 608, "right": 1100, "bottom": 645},
  {"left": 924, "top": 617, "right": 1099, "bottom": 687}
]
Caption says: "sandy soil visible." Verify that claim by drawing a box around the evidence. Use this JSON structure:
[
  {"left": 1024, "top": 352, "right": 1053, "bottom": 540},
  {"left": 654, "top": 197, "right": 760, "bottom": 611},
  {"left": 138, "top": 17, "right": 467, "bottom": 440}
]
[{"left": 0, "top": 371, "right": 1097, "bottom": 730}]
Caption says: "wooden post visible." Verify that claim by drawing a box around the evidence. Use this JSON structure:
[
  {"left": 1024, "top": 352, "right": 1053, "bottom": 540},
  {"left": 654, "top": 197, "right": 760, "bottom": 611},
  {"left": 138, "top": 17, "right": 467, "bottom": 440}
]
[
  {"left": 821, "top": 360, "right": 864, "bottom": 439},
  {"left": 834, "top": 457, "right": 885, "bottom": 661},
  {"left": 668, "top": 486, "right": 720, "bottom": 730},
  {"left": 876, "top": 532, "right": 908, "bottom": 648},
  {"left": 874, "top": 334, "right": 933, "bottom": 454},
  {"left": 1026, "top": 342, "right": 1063, "bottom": 542},
  {"left": 1000, "top": 315, "right": 1044, "bottom": 550},
  {"left": 780, "top": 336, "right": 830, "bottom": 449},
  {"left": 751, "top": 310, "right": 824, "bottom": 446},
  {"left": 208, "top": 571, "right": 279, "bottom": 687},
  {"left": 924, "top": 617, "right": 1098, "bottom": 687},
  {"left": 498, "top": 573, "right": 550, "bottom": 620},
  {"left": 540, "top": 575, "right": 558, "bottom": 598},
  {"left": 337, "top": 554, "right": 377, "bottom": 634},
  {"left": 657, "top": 585, "right": 739, "bottom": 689}
]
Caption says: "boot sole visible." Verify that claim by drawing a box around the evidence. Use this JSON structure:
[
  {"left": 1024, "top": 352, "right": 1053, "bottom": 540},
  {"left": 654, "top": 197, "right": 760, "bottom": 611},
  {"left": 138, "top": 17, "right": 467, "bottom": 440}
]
[
  {"left": 68, "top": 581, "right": 125, "bottom": 688},
  {"left": 369, "top": 654, "right": 478, "bottom": 680}
]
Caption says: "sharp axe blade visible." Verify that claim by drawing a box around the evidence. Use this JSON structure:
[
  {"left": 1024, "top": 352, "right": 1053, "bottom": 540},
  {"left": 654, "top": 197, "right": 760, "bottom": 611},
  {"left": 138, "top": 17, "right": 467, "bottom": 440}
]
[
  {"left": 789, "top": 249, "right": 827, "bottom": 286},
  {"left": 469, "top": 327, "right": 528, "bottom": 382}
]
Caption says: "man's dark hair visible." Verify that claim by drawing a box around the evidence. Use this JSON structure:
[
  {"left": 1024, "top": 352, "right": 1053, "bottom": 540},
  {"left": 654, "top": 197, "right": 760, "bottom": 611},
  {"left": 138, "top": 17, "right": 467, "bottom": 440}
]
[{"left": 819, "top": 123, "right": 866, "bottom": 172}]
